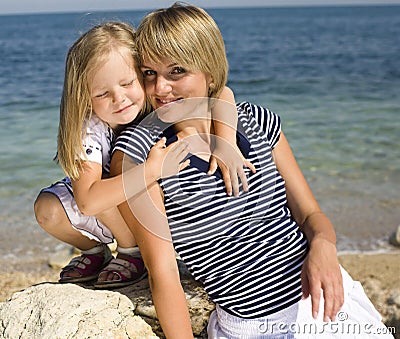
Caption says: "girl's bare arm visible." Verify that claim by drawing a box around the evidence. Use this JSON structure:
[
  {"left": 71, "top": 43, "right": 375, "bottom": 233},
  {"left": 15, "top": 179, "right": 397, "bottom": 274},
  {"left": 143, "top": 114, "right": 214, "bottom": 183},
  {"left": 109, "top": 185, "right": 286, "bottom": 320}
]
[
  {"left": 210, "top": 86, "right": 256, "bottom": 196},
  {"left": 71, "top": 138, "right": 189, "bottom": 216}
]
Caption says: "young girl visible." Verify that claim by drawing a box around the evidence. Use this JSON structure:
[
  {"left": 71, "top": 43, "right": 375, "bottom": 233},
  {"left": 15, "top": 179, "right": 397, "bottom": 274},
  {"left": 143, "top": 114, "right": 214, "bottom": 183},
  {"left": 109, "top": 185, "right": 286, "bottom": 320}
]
[
  {"left": 34, "top": 21, "right": 251, "bottom": 288},
  {"left": 111, "top": 4, "right": 393, "bottom": 338},
  {"left": 33, "top": 21, "right": 190, "bottom": 288}
]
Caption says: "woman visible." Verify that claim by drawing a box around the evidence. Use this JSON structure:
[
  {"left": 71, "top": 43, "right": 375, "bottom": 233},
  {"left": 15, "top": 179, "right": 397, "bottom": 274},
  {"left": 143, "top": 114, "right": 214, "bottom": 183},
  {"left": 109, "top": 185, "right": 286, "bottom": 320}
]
[{"left": 111, "top": 3, "right": 392, "bottom": 338}]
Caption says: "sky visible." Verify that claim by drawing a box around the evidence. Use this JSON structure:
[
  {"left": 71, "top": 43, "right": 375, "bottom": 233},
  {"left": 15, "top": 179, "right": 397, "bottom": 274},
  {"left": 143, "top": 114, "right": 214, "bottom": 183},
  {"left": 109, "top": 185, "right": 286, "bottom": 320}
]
[{"left": 1, "top": 0, "right": 400, "bottom": 15}]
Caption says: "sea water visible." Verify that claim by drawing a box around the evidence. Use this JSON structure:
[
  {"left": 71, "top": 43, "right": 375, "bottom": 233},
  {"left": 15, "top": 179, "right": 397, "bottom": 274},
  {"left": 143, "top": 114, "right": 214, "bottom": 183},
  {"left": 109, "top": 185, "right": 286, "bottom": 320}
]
[{"left": 0, "top": 5, "right": 399, "bottom": 258}]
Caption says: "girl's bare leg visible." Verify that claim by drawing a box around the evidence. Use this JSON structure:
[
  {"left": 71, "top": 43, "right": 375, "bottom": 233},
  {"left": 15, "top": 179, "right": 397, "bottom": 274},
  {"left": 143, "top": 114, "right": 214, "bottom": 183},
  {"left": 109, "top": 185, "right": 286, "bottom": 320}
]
[
  {"left": 34, "top": 192, "right": 98, "bottom": 250},
  {"left": 96, "top": 207, "right": 142, "bottom": 284},
  {"left": 96, "top": 206, "right": 137, "bottom": 248},
  {"left": 34, "top": 192, "right": 103, "bottom": 279}
]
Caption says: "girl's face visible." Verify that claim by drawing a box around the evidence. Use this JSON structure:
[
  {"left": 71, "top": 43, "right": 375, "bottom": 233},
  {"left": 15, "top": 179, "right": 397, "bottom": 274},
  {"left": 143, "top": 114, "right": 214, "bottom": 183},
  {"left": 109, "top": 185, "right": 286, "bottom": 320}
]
[
  {"left": 141, "top": 58, "right": 212, "bottom": 122},
  {"left": 90, "top": 48, "right": 145, "bottom": 129}
]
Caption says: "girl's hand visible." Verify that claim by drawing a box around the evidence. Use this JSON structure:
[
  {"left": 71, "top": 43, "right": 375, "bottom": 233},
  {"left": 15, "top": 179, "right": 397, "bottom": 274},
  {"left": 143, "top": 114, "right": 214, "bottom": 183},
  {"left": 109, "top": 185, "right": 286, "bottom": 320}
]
[
  {"left": 146, "top": 137, "right": 190, "bottom": 180},
  {"left": 208, "top": 139, "right": 256, "bottom": 197}
]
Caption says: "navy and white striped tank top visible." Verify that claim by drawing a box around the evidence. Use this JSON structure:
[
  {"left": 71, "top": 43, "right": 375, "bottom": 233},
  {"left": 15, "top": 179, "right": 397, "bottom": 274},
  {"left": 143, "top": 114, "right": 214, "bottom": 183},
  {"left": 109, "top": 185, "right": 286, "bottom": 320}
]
[{"left": 114, "top": 102, "right": 309, "bottom": 318}]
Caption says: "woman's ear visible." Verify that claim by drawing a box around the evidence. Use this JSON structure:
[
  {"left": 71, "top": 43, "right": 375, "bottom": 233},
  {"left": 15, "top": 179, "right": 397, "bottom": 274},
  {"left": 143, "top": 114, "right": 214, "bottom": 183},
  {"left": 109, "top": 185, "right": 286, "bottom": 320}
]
[
  {"left": 206, "top": 73, "right": 214, "bottom": 86},
  {"left": 208, "top": 76, "right": 215, "bottom": 96}
]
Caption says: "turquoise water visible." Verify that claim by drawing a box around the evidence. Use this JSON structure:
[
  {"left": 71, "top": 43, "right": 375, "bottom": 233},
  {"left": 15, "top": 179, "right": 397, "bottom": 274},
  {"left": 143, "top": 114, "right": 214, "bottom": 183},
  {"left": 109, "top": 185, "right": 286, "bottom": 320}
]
[{"left": 0, "top": 6, "right": 399, "bottom": 255}]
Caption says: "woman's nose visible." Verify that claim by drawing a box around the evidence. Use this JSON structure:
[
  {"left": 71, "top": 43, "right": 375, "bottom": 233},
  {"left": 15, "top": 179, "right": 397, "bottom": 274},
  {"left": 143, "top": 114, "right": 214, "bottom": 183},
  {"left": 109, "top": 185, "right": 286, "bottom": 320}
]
[{"left": 154, "top": 75, "right": 172, "bottom": 95}]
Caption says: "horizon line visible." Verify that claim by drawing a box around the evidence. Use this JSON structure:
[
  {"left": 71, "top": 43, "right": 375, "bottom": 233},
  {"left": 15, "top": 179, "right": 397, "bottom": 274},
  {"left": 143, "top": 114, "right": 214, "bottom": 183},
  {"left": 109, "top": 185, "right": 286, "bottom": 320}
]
[{"left": 1, "top": 2, "right": 399, "bottom": 17}]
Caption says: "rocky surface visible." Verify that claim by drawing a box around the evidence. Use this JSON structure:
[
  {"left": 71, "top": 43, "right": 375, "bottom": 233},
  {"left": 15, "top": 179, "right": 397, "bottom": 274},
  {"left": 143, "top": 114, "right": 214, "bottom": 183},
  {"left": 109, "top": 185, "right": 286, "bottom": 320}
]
[
  {"left": 389, "top": 225, "right": 400, "bottom": 248},
  {"left": 1, "top": 247, "right": 399, "bottom": 338},
  {"left": 0, "top": 283, "right": 158, "bottom": 338},
  {"left": 0, "top": 259, "right": 214, "bottom": 339},
  {"left": 339, "top": 253, "right": 400, "bottom": 338}
]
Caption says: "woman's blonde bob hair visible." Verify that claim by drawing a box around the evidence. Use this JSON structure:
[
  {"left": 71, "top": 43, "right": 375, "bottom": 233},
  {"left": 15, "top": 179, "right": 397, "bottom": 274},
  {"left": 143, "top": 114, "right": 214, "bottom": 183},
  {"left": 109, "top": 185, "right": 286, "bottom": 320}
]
[
  {"left": 57, "top": 21, "right": 145, "bottom": 180},
  {"left": 135, "top": 2, "right": 228, "bottom": 99}
]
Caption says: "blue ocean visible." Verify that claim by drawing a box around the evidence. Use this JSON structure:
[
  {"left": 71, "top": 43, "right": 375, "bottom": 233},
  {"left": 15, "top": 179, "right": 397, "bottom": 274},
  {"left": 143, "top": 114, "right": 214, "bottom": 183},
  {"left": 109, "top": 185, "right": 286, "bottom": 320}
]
[{"left": 0, "top": 5, "right": 399, "bottom": 259}]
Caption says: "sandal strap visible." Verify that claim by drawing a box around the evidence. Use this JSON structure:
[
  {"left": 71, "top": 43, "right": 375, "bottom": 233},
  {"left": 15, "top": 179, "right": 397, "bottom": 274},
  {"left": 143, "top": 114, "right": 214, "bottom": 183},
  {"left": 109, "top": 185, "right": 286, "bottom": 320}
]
[
  {"left": 63, "top": 254, "right": 103, "bottom": 270},
  {"left": 99, "top": 257, "right": 144, "bottom": 280},
  {"left": 60, "top": 246, "right": 112, "bottom": 278}
]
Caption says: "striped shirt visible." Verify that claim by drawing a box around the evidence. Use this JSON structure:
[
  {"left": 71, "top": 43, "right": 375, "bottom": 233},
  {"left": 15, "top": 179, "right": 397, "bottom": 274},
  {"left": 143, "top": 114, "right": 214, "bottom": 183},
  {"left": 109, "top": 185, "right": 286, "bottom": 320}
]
[{"left": 114, "top": 102, "right": 309, "bottom": 318}]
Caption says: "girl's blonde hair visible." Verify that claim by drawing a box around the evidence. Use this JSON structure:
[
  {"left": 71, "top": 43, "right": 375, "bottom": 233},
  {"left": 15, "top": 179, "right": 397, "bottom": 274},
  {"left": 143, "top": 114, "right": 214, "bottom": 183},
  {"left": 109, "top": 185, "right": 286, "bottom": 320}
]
[
  {"left": 135, "top": 2, "right": 228, "bottom": 99},
  {"left": 58, "top": 21, "right": 147, "bottom": 180}
]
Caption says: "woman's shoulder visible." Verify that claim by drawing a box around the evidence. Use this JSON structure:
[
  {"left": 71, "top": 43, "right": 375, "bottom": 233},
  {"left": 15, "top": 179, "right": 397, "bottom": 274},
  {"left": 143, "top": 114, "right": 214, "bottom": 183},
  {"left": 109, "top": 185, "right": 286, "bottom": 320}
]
[
  {"left": 114, "top": 113, "right": 165, "bottom": 164},
  {"left": 236, "top": 101, "right": 275, "bottom": 115},
  {"left": 119, "top": 122, "right": 151, "bottom": 137},
  {"left": 116, "top": 113, "right": 166, "bottom": 150},
  {"left": 119, "top": 123, "right": 158, "bottom": 142},
  {"left": 236, "top": 101, "right": 281, "bottom": 145},
  {"left": 236, "top": 101, "right": 280, "bottom": 123}
]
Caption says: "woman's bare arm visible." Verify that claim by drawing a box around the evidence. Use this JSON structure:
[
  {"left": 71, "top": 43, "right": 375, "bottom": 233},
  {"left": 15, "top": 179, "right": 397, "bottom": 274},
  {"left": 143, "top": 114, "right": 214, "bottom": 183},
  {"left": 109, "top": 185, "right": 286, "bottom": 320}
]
[
  {"left": 272, "top": 132, "right": 344, "bottom": 322},
  {"left": 110, "top": 150, "right": 194, "bottom": 338}
]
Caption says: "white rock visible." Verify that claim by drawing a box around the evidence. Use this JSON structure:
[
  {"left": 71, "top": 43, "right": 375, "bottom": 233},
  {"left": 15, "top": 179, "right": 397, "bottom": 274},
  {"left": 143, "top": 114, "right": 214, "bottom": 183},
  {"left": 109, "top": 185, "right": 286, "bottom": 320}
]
[
  {"left": 0, "top": 283, "right": 158, "bottom": 339},
  {"left": 389, "top": 225, "right": 400, "bottom": 247}
]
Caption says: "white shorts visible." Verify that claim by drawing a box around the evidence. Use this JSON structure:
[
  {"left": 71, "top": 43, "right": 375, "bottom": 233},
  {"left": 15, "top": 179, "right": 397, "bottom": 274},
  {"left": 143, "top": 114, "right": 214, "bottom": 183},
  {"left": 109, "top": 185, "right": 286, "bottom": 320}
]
[
  {"left": 40, "top": 177, "right": 114, "bottom": 244},
  {"left": 207, "top": 267, "right": 394, "bottom": 338}
]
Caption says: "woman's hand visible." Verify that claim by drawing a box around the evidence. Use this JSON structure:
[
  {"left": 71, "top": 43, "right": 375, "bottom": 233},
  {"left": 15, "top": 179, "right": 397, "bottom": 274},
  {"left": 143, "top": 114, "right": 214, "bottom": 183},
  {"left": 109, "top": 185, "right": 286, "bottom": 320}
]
[
  {"left": 146, "top": 137, "right": 190, "bottom": 181},
  {"left": 208, "top": 140, "right": 256, "bottom": 197},
  {"left": 301, "top": 237, "right": 344, "bottom": 322}
]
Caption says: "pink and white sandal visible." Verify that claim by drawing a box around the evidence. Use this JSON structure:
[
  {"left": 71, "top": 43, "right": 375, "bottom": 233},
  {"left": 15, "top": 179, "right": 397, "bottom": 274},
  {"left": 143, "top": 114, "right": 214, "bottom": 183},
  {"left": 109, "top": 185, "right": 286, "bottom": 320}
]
[
  {"left": 94, "top": 253, "right": 147, "bottom": 289},
  {"left": 59, "top": 244, "right": 113, "bottom": 283}
]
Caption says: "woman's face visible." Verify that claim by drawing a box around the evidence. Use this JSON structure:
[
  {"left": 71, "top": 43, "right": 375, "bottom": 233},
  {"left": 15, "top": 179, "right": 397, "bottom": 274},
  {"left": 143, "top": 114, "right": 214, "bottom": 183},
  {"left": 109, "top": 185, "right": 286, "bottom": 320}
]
[{"left": 141, "top": 58, "right": 212, "bottom": 122}]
